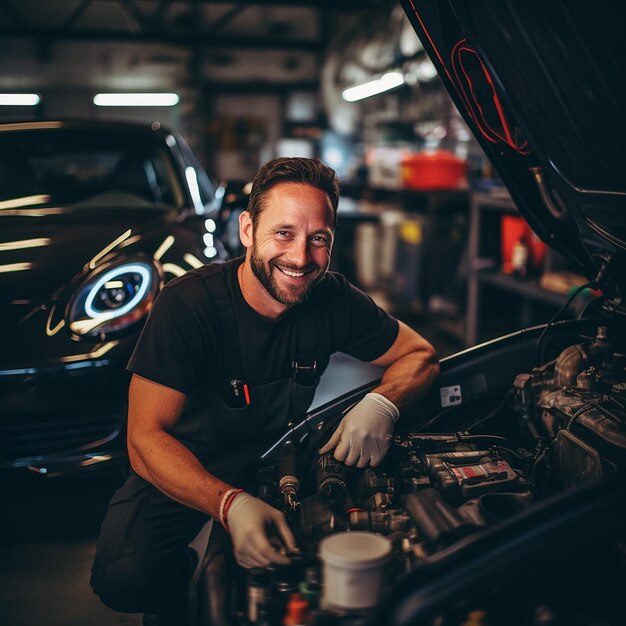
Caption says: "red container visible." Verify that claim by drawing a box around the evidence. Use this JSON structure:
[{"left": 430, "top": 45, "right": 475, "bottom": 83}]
[
  {"left": 400, "top": 150, "right": 468, "bottom": 190},
  {"left": 501, "top": 214, "right": 547, "bottom": 274}
]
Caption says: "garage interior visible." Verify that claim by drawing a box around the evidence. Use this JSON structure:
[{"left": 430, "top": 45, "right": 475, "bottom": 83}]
[{"left": 0, "top": 1, "right": 595, "bottom": 625}]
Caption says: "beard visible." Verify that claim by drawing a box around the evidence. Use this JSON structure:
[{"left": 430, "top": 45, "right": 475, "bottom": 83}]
[{"left": 249, "top": 246, "right": 327, "bottom": 307}]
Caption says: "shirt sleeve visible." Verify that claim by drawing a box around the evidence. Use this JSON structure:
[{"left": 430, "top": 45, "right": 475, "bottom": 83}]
[
  {"left": 330, "top": 274, "right": 399, "bottom": 362},
  {"left": 127, "top": 280, "right": 215, "bottom": 394}
]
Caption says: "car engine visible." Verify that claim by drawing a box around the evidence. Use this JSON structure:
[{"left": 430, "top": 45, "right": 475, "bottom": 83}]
[{"left": 203, "top": 325, "right": 626, "bottom": 626}]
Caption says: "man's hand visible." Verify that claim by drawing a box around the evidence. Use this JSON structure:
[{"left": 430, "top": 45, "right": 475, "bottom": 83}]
[
  {"left": 318, "top": 393, "right": 399, "bottom": 468},
  {"left": 227, "top": 492, "right": 299, "bottom": 569}
]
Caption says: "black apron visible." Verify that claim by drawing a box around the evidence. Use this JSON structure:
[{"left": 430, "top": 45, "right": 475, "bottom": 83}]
[
  {"left": 91, "top": 263, "right": 320, "bottom": 614},
  {"left": 171, "top": 262, "right": 319, "bottom": 483}
]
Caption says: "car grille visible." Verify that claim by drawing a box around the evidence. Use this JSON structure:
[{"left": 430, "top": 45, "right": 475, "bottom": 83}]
[{"left": 0, "top": 409, "right": 124, "bottom": 463}]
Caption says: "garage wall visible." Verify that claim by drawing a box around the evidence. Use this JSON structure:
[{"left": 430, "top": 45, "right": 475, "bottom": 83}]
[{"left": 209, "top": 94, "right": 283, "bottom": 181}]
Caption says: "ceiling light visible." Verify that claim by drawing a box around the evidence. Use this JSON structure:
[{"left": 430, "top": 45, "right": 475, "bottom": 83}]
[
  {"left": 342, "top": 71, "right": 405, "bottom": 102},
  {"left": 0, "top": 94, "right": 40, "bottom": 106},
  {"left": 415, "top": 58, "right": 439, "bottom": 82},
  {"left": 93, "top": 93, "right": 180, "bottom": 107}
]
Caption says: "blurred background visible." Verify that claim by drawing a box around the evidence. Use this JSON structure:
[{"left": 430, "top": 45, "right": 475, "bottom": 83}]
[
  {"left": 0, "top": 2, "right": 591, "bottom": 624},
  {"left": 0, "top": 0, "right": 588, "bottom": 346}
]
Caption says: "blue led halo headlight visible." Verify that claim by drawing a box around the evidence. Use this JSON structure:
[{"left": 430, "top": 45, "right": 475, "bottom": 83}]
[
  {"left": 84, "top": 264, "right": 151, "bottom": 318},
  {"left": 68, "top": 259, "right": 161, "bottom": 337}
]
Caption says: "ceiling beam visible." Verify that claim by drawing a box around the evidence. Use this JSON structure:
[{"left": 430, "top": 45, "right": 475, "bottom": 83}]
[
  {"left": 151, "top": 0, "right": 173, "bottom": 27},
  {"left": 0, "top": 0, "right": 28, "bottom": 29},
  {"left": 57, "top": 0, "right": 94, "bottom": 34},
  {"left": 205, "top": 80, "right": 319, "bottom": 94},
  {"left": 131, "top": 0, "right": 392, "bottom": 9},
  {"left": 118, "top": 0, "right": 153, "bottom": 31},
  {"left": 206, "top": 4, "right": 248, "bottom": 35},
  {"left": 0, "top": 29, "right": 323, "bottom": 51}
]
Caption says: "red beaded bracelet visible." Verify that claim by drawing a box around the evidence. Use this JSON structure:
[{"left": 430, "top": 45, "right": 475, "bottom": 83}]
[{"left": 219, "top": 488, "right": 244, "bottom": 531}]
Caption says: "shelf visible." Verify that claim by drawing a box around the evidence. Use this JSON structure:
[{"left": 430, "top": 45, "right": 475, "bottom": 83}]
[
  {"left": 465, "top": 191, "right": 584, "bottom": 346},
  {"left": 476, "top": 272, "right": 570, "bottom": 308},
  {"left": 430, "top": 316, "right": 466, "bottom": 343},
  {"left": 470, "top": 191, "right": 516, "bottom": 212},
  {"left": 340, "top": 183, "right": 469, "bottom": 213}
]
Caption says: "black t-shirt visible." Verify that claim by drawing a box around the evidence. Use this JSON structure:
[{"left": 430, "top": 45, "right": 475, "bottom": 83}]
[{"left": 128, "top": 257, "right": 399, "bottom": 395}]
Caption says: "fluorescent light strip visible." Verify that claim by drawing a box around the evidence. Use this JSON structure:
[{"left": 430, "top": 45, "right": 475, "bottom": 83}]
[
  {"left": 342, "top": 71, "right": 405, "bottom": 102},
  {"left": 0, "top": 238, "right": 50, "bottom": 252},
  {"left": 93, "top": 93, "right": 180, "bottom": 107},
  {"left": 0, "top": 195, "right": 51, "bottom": 210},
  {"left": 0, "top": 94, "right": 40, "bottom": 106},
  {"left": 0, "top": 262, "right": 32, "bottom": 273}
]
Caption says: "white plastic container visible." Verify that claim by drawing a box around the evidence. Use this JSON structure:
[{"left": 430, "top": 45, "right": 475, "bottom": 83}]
[{"left": 319, "top": 531, "right": 392, "bottom": 610}]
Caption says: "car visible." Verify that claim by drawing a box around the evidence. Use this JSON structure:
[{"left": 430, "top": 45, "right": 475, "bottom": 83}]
[
  {"left": 186, "top": 2, "right": 626, "bottom": 625},
  {"left": 0, "top": 119, "right": 229, "bottom": 476}
]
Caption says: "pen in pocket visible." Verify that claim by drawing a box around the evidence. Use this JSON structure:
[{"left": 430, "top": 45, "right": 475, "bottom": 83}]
[{"left": 230, "top": 379, "right": 250, "bottom": 407}]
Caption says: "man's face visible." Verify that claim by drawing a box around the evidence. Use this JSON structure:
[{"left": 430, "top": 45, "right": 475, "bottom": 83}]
[{"left": 243, "top": 182, "right": 335, "bottom": 307}]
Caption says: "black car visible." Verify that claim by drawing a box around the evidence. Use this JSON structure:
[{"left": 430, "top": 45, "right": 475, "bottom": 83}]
[
  {"left": 187, "top": 3, "right": 626, "bottom": 625},
  {"left": 0, "top": 119, "right": 228, "bottom": 476}
]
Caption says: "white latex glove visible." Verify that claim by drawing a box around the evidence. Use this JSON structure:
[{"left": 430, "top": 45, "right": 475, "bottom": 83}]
[
  {"left": 318, "top": 392, "right": 399, "bottom": 468},
  {"left": 226, "top": 492, "right": 299, "bottom": 569}
]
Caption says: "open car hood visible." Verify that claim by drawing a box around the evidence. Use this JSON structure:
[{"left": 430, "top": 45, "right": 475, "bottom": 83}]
[{"left": 400, "top": 0, "right": 626, "bottom": 299}]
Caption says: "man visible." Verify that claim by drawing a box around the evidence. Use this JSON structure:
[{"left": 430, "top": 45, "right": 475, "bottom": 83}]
[{"left": 91, "top": 157, "right": 439, "bottom": 621}]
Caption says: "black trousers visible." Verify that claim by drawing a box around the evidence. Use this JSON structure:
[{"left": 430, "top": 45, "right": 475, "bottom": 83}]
[{"left": 91, "top": 471, "right": 209, "bottom": 615}]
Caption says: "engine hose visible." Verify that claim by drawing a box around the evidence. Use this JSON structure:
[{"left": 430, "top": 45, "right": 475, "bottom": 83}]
[
  {"left": 524, "top": 417, "right": 542, "bottom": 442},
  {"left": 421, "top": 391, "right": 512, "bottom": 433},
  {"left": 537, "top": 281, "right": 593, "bottom": 362},
  {"left": 531, "top": 446, "right": 550, "bottom": 483},
  {"left": 404, "top": 489, "right": 475, "bottom": 547},
  {"left": 466, "top": 390, "right": 515, "bottom": 433},
  {"left": 493, "top": 445, "right": 536, "bottom": 465},
  {"left": 456, "top": 434, "right": 534, "bottom": 464},
  {"left": 457, "top": 433, "right": 518, "bottom": 448},
  {"left": 303, "top": 402, "right": 358, "bottom": 486}
]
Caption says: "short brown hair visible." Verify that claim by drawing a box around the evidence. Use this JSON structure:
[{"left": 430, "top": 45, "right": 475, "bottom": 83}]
[{"left": 247, "top": 157, "right": 340, "bottom": 227}]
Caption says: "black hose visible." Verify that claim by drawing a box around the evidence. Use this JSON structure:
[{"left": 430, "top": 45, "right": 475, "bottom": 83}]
[
  {"left": 456, "top": 434, "right": 533, "bottom": 464},
  {"left": 418, "top": 391, "right": 507, "bottom": 432},
  {"left": 466, "top": 389, "right": 515, "bottom": 433},
  {"left": 457, "top": 433, "right": 518, "bottom": 448},
  {"left": 537, "top": 277, "right": 597, "bottom": 363}
]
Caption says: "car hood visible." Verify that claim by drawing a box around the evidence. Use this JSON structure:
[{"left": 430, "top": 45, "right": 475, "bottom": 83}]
[
  {"left": 0, "top": 206, "right": 176, "bottom": 310},
  {"left": 401, "top": 0, "right": 626, "bottom": 299}
]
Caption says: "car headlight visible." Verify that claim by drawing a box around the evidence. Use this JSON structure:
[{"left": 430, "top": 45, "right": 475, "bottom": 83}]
[{"left": 68, "top": 259, "right": 161, "bottom": 337}]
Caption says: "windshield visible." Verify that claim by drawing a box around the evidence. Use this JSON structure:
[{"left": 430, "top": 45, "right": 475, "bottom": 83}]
[{"left": 0, "top": 127, "right": 185, "bottom": 210}]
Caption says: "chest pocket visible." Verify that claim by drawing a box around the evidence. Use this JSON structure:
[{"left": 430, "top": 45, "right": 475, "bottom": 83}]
[{"left": 171, "top": 263, "right": 320, "bottom": 468}]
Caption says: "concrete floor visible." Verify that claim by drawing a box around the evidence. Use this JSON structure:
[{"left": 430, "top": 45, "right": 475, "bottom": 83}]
[
  {"left": 0, "top": 325, "right": 460, "bottom": 626},
  {"left": 1, "top": 473, "right": 141, "bottom": 626}
]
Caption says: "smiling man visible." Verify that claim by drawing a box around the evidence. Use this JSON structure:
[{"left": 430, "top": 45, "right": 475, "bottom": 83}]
[
  {"left": 91, "top": 157, "right": 440, "bottom": 624},
  {"left": 240, "top": 180, "right": 334, "bottom": 315}
]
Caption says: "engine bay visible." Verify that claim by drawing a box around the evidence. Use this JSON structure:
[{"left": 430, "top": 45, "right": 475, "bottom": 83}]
[{"left": 207, "top": 324, "right": 626, "bottom": 626}]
